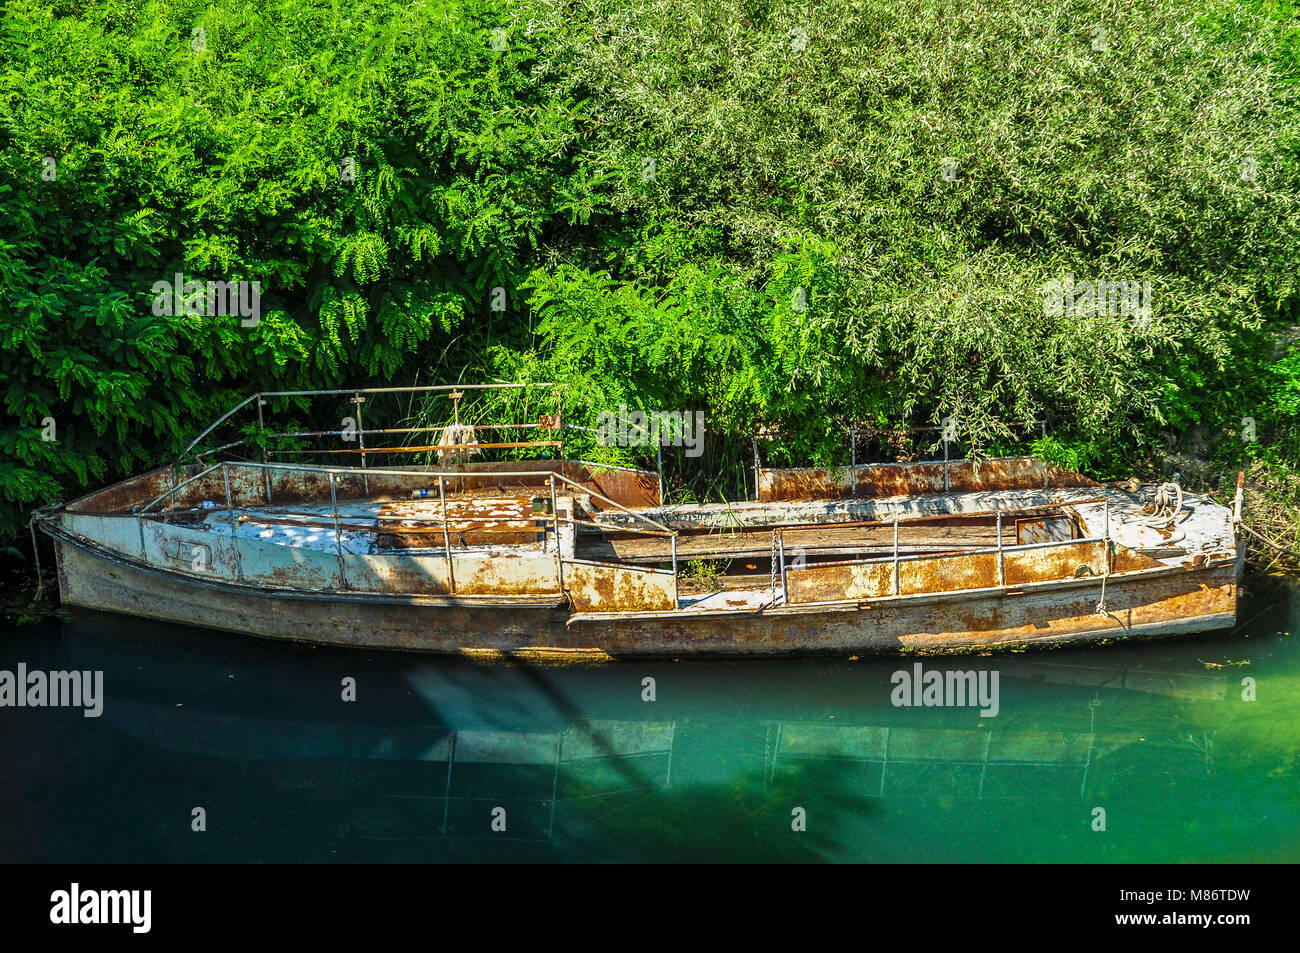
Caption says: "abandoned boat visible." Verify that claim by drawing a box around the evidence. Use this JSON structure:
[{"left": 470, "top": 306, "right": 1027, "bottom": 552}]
[{"left": 33, "top": 384, "right": 1246, "bottom": 658}]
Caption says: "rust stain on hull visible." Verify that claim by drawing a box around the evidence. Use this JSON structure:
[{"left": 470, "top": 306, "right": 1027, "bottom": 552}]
[
  {"left": 50, "top": 536, "right": 1235, "bottom": 659},
  {"left": 565, "top": 561, "right": 675, "bottom": 612}
]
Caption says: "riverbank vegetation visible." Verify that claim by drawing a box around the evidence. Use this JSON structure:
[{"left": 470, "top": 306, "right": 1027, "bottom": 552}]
[{"left": 2, "top": 0, "right": 1299, "bottom": 578}]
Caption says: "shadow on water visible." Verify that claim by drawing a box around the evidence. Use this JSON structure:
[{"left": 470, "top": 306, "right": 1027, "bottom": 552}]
[{"left": 2, "top": 580, "right": 1299, "bottom": 862}]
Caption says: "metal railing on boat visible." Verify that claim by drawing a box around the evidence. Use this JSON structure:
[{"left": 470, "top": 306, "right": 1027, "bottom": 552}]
[
  {"left": 131, "top": 458, "right": 1132, "bottom": 612},
  {"left": 151, "top": 394, "right": 1132, "bottom": 612},
  {"left": 771, "top": 495, "right": 1114, "bottom": 609},
  {"left": 139, "top": 459, "right": 679, "bottom": 603}
]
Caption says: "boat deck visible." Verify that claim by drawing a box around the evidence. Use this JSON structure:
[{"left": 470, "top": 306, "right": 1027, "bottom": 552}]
[
  {"left": 122, "top": 480, "right": 1238, "bottom": 621},
  {"left": 166, "top": 484, "right": 1234, "bottom": 566}
]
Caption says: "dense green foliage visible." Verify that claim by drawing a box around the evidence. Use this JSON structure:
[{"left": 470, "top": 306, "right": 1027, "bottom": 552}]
[{"left": 2, "top": 0, "right": 1299, "bottom": 550}]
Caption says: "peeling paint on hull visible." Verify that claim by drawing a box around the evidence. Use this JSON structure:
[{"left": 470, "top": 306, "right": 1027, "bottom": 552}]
[{"left": 51, "top": 534, "right": 1237, "bottom": 660}]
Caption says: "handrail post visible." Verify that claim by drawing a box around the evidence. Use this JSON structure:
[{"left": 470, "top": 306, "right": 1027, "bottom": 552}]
[
  {"left": 777, "top": 528, "right": 787, "bottom": 605},
  {"left": 850, "top": 429, "right": 857, "bottom": 498},
  {"left": 329, "top": 471, "right": 347, "bottom": 590},
  {"left": 140, "top": 462, "right": 225, "bottom": 514},
  {"left": 439, "top": 475, "right": 454, "bottom": 594},
  {"left": 551, "top": 470, "right": 674, "bottom": 535},
  {"left": 1102, "top": 497, "right": 1116, "bottom": 590},
  {"left": 671, "top": 533, "right": 679, "bottom": 607},
  {"left": 352, "top": 393, "right": 369, "bottom": 498},
  {"left": 550, "top": 474, "right": 564, "bottom": 595},
  {"left": 943, "top": 432, "right": 950, "bottom": 493},
  {"left": 222, "top": 463, "right": 243, "bottom": 581},
  {"left": 996, "top": 507, "right": 1004, "bottom": 587},
  {"left": 256, "top": 394, "right": 271, "bottom": 503},
  {"left": 752, "top": 437, "right": 760, "bottom": 502},
  {"left": 892, "top": 518, "right": 900, "bottom": 595},
  {"left": 657, "top": 442, "right": 664, "bottom": 506},
  {"left": 556, "top": 391, "right": 564, "bottom": 460}
]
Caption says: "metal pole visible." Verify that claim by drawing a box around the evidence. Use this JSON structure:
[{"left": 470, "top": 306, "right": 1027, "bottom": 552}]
[
  {"left": 671, "top": 534, "right": 679, "bottom": 607},
  {"left": 850, "top": 429, "right": 857, "bottom": 498},
  {"left": 777, "top": 528, "right": 787, "bottom": 604},
  {"left": 223, "top": 463, "right": 243, "bottom": 581},
  {"left": 943, "top": 434, "right": 950, "bottom": 493},
  {"left": 657, "top": 441, "right": 664, "bottom": 506},
  {"left": 752, "top": 437, "right": 760, "bottom": 502},
  {"left": 556, "top": 391, "right": 564, "bottom": 460},
  {"left": 1101, "top": 498, "right": 1113, "bottom": 607},
  {"left": 439, "top": 476, "right": 454, "bottom": 594},
  {"left": 550, "top": 474, "right": 563, "bottom": 594},
  {"left": 892, "top": 518, "right": 900, "bottom": 595},
  {"left": 996, "top": 507, "right": 1004, "bottom": 587},
  {"left": 329, "top": 471, "right": 346, "bottom": 590},
  {"left": 184, "top": 393, "right": 258, "bottom": 454},
  {"left": 256, "top": 394, "right": 271, "bottom": 503},
  {"left": 352, "top": 394, "right": 369, "bottom": 498}
]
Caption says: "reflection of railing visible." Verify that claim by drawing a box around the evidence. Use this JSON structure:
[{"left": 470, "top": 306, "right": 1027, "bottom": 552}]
[
  {"left": 349, "top": 722, "right": 675, "bottom": 842},
  {"left": 763, "top": 721, "right": 1097, "bottom": 800},
  {"left": 139, "top": 460, "right": 678, "bottom": 601}
]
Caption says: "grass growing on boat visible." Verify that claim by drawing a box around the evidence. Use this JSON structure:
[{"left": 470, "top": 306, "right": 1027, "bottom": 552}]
[{"left": 679, "top": 559, "right": 728, "bottom": 594}]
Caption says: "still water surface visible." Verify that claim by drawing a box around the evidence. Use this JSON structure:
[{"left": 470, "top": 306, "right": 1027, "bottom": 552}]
[{"left": 3, "top": 586, "right": 1299, "bottom": 862}]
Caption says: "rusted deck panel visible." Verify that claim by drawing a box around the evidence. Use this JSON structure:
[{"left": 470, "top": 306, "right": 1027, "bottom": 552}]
[
  {"left": 758, "top": 456, "right": 1098, "bottom": 502},
  {"left": 65, "top": 460, "right": 660, "bottom": 515}
]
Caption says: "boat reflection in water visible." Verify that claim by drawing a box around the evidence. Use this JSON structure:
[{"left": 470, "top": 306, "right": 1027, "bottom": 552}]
[{"left": 11, "top": 592, "right": 1298, "bottom": 862}]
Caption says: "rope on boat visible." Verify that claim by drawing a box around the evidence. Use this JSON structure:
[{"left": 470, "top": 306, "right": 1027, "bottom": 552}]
[
  {"left": 1097, "top": 477, "right": 1188, "bottom": 616},
  {"left": 1096, "top": 540, "right": 1110, "bottom": 616},
  {"left": 1141, "top": 479, "right": 1185, "bottom": 527}
]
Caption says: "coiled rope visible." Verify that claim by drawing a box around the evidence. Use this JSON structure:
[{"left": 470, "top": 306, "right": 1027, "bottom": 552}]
[{"left": 1142, "top": 480, "right": 1185, "bottom": 527}]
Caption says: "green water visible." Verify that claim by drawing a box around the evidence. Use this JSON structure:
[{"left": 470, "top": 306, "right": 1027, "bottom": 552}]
[{"left": 2, "top": 583, "right": 1298, "bottom": 863}]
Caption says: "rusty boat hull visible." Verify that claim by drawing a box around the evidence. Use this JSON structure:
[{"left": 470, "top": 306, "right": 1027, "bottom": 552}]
[
  {"left": 37, "top": 451, "right": 1244, "bottom": 660},
  {"left": 48, "top": 532, "right": 1237, "bottom": 658}
]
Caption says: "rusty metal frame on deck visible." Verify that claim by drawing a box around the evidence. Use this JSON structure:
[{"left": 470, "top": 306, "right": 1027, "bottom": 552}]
[
  {"left": 776, "top": 497, "right": 1112, "bottom": 608},
  {"left": 139, "top": 459, "right": 679, "bottom": 603},
  {"left": 753, "top": 420, "right": 1050, "bottom": 501},
  {"left": 185, "top": 382, "right": 564, "bottom": 464}
]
